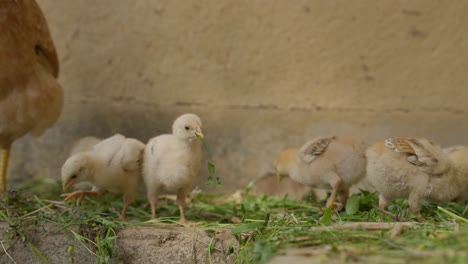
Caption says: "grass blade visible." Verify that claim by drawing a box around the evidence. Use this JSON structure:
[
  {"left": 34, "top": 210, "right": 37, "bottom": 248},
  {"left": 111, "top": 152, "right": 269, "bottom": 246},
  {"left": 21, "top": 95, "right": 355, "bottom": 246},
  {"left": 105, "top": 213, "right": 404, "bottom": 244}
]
[{"left": 437, "top": 206, "right": 468, "bottom": 223}]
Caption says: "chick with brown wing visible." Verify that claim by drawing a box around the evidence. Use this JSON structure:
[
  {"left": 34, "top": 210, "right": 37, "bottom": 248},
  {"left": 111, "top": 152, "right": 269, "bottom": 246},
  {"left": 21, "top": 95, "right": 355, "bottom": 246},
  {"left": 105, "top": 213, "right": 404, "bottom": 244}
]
[
  {"left": 366, "top": 137, "right": 468, "bottom": 221},
  {"left": 276, "top": 136, "right": 367, "bottom": 211}
]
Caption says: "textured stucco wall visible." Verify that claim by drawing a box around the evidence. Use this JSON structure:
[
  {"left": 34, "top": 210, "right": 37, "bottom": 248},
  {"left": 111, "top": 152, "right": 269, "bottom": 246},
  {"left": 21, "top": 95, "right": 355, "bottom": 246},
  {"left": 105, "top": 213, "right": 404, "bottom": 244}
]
[{"left": 8, "top": 0, "right": 468, "bottom": 192}]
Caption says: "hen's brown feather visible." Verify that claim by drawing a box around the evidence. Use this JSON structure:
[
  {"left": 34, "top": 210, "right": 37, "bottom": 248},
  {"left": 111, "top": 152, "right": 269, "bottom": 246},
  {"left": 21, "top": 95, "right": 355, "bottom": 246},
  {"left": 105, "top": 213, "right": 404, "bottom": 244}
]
[{"left": 0, "top": 0, "right": 62, "bottom": 147}]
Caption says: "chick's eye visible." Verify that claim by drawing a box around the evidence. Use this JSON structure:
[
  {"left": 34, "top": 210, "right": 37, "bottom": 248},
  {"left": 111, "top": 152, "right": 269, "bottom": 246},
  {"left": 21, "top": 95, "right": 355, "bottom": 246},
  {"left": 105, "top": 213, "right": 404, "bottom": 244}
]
[
  {"left": 184, "top": 126, "right": 190, "bottom": 131},
  {"left": 71, "top": 174, "right": 77, "bottom": 179}
]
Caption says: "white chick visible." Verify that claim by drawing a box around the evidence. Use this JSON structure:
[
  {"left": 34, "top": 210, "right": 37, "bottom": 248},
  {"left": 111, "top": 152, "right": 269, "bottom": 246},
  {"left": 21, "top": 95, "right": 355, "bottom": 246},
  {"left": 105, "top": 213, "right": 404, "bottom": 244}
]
[
  {"left": 70, "top": 136, "right": 101, "bottom": 155},
  {"left": 69, "top": 136, "right": 101, "bottom": 191},
  {"left": 366, "top": 137, "right": 468, "bottom": 220},
  {"left": 61, "top": 134, "right": 145, "bottom": 221},
  {"left": 143, "top": 113, "right": 203, "bottom": 223},
  {"left": 275, "top": 136, "right": 367, "bottom": 210}
]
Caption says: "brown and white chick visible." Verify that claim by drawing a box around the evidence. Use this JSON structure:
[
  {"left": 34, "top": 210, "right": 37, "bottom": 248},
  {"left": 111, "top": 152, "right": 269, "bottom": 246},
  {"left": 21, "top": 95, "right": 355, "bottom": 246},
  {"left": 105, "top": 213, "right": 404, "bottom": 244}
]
[
  {"left": 366, "top": 137, "right": 468, "bottom": 220},
  {"left": 275, "top": 136, "right": 367, "bottom": 210},
  {"left": 0, "top": 0, "right": 63, "bottom": 194},
  {"left": 143, "top": 113, "right": 203, "bottom": 223},
  {"left": 443, "top": 145, "right": 468, "bottom": 155},
  {"left": 274, "top": 148, "right": 328, "bottom": 201},
  {"left": 61, "top": 134, "right": 145, "bottom": 221}
]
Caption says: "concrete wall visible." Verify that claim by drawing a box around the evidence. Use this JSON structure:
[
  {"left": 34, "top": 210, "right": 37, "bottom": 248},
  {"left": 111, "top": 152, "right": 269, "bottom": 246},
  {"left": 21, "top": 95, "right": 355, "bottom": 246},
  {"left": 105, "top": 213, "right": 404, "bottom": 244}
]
[{"left": 9, "top": 0, "right": 468, "bottom": 192}]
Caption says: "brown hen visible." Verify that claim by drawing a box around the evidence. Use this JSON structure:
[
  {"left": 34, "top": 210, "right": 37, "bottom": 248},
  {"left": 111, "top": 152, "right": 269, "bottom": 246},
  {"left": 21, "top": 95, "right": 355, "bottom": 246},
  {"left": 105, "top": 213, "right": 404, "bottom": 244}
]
[{"left": 0, "top": 0, "right": 63, "bottom": 193}]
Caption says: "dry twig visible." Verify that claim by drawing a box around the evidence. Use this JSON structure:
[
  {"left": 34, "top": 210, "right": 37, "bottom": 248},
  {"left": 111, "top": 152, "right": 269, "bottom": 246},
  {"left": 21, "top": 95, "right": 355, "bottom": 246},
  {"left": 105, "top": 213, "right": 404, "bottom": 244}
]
[
  {"left": 310, "top": 222, "right": 418, "bottom": 231},
  {"left": 0, "top": 240, "right": 17, "bottom": 264},
  {"left": 389, "top": 223, "right": 404, "bottom": 239}
]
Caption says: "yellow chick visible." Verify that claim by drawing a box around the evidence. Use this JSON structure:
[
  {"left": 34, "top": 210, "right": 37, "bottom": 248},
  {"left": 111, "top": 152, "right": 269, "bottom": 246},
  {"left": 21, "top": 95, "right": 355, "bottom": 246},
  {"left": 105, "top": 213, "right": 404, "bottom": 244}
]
[
  {"left": 366, "top": 137, "right": 468, "bottom": 220},
  {"left": 276, "top": 136, "right": 367, "bottom": 210}
]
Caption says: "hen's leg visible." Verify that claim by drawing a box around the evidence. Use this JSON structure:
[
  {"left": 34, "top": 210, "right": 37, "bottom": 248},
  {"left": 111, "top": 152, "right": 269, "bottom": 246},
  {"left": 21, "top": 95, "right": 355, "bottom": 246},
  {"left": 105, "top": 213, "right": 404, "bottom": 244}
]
[{"left": 0, "top": 148, "right": 10, "bottom": 194}]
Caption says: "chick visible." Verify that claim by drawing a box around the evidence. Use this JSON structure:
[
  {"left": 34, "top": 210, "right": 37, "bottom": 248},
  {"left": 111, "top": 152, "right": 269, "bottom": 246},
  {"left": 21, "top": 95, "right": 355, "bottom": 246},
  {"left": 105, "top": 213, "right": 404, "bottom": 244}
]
[
  {"left": 276, "top": 136, "right": 367, "bottom": 210},
  {"left": 70, "top": 136, "right": 101, "bottom": 155},
  {"left": 0, "top": 0, "right": 63, "bottom": 193},
  {"left": 274, "top": 148, "right": 328, "bottom": 201},
  {"left": 366, "top": 137, "right": 468, "bottom": 220},
  {"left": 249, "top": 172, "right": 313, "bottom": 201},
  {"left": 443, "top": 145, "right": 468, "bottom": 155},
  {"left": 447, "top": 148, "right": 468, "bottom": 203},
  {"left": 61, "top": 134, "right": 145, "bottom": 221},
  {"left": 69, "top": 136, "right": 101, "bottom": 191},
  {"left": 275, "top": 148, "right": 299, "bottom": 181},
  {"left": 143, "top": 113, "right": 203, "bottom": 223}
]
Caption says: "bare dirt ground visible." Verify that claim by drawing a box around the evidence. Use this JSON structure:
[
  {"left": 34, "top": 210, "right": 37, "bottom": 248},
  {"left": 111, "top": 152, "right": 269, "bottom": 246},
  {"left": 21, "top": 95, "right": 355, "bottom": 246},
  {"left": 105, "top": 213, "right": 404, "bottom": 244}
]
[{"left": 0, "top": 223, "right": 237, "bottom": 263}]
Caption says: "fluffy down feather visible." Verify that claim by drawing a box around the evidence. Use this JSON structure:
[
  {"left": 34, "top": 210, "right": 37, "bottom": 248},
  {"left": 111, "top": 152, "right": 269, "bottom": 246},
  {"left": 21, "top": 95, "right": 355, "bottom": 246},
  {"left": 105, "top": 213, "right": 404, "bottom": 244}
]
[
  {"left": 61, "top": 134, "right": 145, "bottom": 221},
  {"left": 275, "top": 136, "right": 367, "bottom": 210},
  {"left": 143, "top": 113, "right": 203, "bottom": 223},
  {"left": 367, "top": 137, "right": 468, "bottom": 220}
]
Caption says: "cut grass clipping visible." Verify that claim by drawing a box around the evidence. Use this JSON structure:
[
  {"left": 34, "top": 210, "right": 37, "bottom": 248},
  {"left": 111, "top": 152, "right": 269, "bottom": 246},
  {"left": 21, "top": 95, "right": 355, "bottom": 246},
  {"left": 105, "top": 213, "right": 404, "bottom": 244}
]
[
  {"left": 201, "top": 139, "right": 221, "bottom": 187},
  {"left": 0, "top": 178, "right": 467, "bottom": 264}
]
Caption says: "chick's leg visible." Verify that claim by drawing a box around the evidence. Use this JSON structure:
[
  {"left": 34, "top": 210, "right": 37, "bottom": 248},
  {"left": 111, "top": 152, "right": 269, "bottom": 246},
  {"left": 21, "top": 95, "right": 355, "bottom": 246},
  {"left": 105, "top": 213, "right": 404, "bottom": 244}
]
[
  {"left": 408, "top": 192, "right": 424, "bottom": 222},
  {"left": 177, "top": 189, "right": 188, "bottom": 224},
  {"left": 337, "top": 189, "right": 349, "bottom": 211},
  {"left": 324, "top": 173, "right": 342, "bottom": 210},
  {"left": 378, "top": 193, "right": 389, "bottom": 211},
  {"left": 148, "top": 192, "right": 158, "bottom": 219},
  {"left": 0, "top": 148, "right": 10, "bottom": 194},
  {"left": 120, "top": 194, "right": 134, "bottom": 222},
  {"left": 378, "top": 193, "right": 400, "bottom": 220}
]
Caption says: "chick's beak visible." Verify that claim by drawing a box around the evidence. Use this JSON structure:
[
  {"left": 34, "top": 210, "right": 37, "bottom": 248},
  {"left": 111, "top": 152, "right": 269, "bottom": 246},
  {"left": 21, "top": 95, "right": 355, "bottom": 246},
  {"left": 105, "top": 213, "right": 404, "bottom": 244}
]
[
  {"left": 195, "top": 131, "right": 204, "bottom": 140},
  {"left": 62, "top": 181, "right": 73, "bottom": 193},
  {"left": 276, "top": 171, "right": 283, "bottom": 184}
]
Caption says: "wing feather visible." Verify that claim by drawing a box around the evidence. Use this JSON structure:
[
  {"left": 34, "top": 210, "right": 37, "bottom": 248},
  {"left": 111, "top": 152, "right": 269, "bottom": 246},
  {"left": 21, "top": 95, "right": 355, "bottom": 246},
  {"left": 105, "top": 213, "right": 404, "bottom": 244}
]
[
  {"left": 93, "top": 134, "right": 125, "bottom": 166},
  {"left": 300, "top": 136, "right": 336, "bottom": 163},
  {"left": 119, "top": 139, "right": 145, "bottom": 172},
  {"left": 385, "top": 137, "right": 440, "bottom": 172}
]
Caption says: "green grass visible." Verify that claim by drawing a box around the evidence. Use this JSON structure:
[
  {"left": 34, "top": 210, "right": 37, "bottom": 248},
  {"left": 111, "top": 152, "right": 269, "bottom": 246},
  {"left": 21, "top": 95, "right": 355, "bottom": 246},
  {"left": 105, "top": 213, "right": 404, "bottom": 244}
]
[{"left": 0, "top": 178, "right": 467, "bottom": 263}]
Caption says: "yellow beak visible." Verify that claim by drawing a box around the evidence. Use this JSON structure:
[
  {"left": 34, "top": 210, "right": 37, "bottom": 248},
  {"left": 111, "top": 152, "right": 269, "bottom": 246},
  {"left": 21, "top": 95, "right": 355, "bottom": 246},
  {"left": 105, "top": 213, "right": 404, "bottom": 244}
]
[
  {"left": 276, "top": 171, "right": 282, "bottom": 184},
  {"left": 195, "top": 132, "right": 204, "bottom": 140}
]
